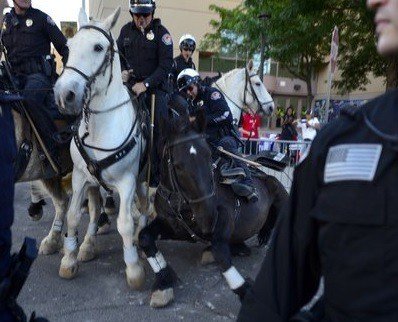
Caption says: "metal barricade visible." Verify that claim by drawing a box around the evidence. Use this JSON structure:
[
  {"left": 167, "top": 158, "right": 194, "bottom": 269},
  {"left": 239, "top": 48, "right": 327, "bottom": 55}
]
[{"left": 241, "top": 138, "right": 312, "bottom": 191}]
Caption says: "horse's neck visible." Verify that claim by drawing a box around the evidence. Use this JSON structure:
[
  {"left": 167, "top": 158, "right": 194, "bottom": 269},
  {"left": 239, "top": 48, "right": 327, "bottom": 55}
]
[
  {"left": 215, "top": 70, "right": 244, "bottom": 122},
  {"left": 79, "top": 78, "right": 135, "bottom": 144}
]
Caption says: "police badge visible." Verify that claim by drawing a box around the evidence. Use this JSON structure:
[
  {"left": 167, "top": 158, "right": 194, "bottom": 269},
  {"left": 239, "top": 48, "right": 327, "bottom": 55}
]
[
  {"left": 26, "top": 19, "right": 33, "bottom": 27},
  {"left": 147, "top": 30, "right": 155, "bottom": 41}
]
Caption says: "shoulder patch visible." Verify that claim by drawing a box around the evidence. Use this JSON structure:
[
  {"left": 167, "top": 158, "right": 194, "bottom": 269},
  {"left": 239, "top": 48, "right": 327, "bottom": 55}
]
[
  {"left": 162, "top": 33, "right": 173, "bottom": 46},
  {"left": 324, "top": 144, "right": 382, "bottom": 183},
  {"left": 211, "top": 91, "right": 221, "bottom": 101}
]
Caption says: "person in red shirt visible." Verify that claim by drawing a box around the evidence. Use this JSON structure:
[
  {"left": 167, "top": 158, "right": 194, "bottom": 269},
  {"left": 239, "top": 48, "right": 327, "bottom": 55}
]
[{"left": 239, "top": 112, "right": 262, "bottom": 154}]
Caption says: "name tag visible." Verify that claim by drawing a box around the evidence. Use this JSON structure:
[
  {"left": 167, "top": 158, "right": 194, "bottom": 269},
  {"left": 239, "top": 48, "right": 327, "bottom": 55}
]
[{"left": 324, "top": 144, "right": 382, "bottom": 183}]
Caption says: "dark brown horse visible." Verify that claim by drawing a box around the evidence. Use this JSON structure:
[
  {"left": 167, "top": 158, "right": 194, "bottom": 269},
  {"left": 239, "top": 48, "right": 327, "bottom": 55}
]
[{"left": 138, "top": 96, "right": 288, "bottom": 307}]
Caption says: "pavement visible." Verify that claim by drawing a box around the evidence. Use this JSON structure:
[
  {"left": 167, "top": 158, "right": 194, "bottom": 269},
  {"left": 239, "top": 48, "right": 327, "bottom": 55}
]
[{"left": 13, "top": 182, "right": 268, "bottom": 322}]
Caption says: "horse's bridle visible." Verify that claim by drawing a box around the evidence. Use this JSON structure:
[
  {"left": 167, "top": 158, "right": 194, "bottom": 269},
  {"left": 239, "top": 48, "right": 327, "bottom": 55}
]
[
  {"left": 63, "top": 25, "right": 120, "bottom": 131},
  {"left": 161, "top": 133, "right": 215, "bottom": 204},
  {"left": 215, "top": 69, "right": 274, "bottom": 116}
]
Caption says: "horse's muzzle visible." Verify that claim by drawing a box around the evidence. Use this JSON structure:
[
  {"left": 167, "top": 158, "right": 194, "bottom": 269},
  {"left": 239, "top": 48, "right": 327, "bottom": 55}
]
[{"left": 54, "top": 80, "right": 84, "bottom": 116}]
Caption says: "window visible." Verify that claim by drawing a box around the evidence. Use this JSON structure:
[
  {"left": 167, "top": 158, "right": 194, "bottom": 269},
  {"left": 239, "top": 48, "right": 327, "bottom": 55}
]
[{"left": 198, "top": 52, "right": 246, "bottom": 73}]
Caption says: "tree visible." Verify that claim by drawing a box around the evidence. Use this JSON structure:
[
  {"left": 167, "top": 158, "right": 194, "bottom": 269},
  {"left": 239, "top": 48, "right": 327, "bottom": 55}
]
[{"left": 202, "top": 0, "right": 395, "bottom": 108}]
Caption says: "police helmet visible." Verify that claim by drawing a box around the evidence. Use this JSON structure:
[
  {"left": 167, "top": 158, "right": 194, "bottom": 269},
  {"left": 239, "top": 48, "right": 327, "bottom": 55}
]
[
  {"left": 177, "top": 69, "right": 200, "bottom": 92},
  {"left": 179, "top": 34, "right": 196, "bottom": 52},
  {"left": 129, "top": 0, "right": 156, "bottom": 15}
]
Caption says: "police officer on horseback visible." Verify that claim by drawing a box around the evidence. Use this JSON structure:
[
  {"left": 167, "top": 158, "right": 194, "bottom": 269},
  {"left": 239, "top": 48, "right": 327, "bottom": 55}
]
[
  {"left": 1, "top": 0, "right": 69, "bottom": 173},
  {"left": 177, "top": 68, "right": 258, "bottom": 202},
  {"left": 117, "top": 0, "right": 173, "bottom": 187},
  {"left": 170, "top": 34, "right": 196, "bottom": 90}
]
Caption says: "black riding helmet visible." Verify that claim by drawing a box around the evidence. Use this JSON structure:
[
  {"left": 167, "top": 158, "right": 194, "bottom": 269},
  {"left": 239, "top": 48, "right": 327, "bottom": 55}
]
[
  {"left": 129, "top": 0, "right": 156, "bottom": 14},
  {"left": 177, "top": 68, "right": 200, "bottom": 92}
]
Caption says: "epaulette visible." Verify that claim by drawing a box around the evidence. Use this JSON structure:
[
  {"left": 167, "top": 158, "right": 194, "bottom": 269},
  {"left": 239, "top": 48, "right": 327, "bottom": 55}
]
[{"left": 340, "top": 104, "right": 361, "bottom": 119}]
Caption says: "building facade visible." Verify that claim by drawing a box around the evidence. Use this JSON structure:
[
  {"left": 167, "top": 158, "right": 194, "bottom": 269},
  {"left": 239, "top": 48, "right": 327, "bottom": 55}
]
[{"left": 88, "top": 0, "right": 386, "bottom": 123}]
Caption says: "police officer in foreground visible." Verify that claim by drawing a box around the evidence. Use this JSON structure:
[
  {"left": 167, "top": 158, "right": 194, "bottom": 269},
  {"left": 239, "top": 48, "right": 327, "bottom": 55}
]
[
  {"left": 117, "top": 0, "right": 173, "bottom": 187},
  {"left": 238, "top": 0, "right": 398, "bottom": 321},
  {"left": 170, "top": 34, "right": 196, "bottom": 89},
  {"left": 1, "top": 0, "right": 69, "bottom": 173},
  {"left": 178, "top": 68, "right": 258, "bottom": 202}
]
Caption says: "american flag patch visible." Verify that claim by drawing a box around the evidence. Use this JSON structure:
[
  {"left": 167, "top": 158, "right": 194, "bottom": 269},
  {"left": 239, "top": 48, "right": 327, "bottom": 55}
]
[{"left": 324, "top": 144, "right": 382, "bottom": 183}]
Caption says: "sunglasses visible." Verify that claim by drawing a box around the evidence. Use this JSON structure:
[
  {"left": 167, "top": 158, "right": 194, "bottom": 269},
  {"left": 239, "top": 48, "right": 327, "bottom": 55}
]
[
  {"left": 182, "top": 46, "right": 194, "bottom": 52},
  {"left": 133, "top": 13, "right": 151, "bottom": 18}
]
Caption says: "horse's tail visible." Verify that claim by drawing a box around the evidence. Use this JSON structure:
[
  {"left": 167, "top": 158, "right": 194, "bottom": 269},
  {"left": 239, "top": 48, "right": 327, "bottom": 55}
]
[{"left": 258, "top": 175, "right": 289, "bottom": 247}]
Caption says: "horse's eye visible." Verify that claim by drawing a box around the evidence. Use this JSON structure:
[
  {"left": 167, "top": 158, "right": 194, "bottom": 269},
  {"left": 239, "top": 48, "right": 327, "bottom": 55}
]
[
  {"left": 94, "top": 44, "right": 104, "bottom": 52},
  {"left": 255, "top": 82, "right": 261, "bottom": 86}
]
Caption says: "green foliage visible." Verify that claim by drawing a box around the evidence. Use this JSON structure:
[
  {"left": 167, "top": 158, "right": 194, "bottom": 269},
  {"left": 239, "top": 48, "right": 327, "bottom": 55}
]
[{"left": 202, "top": 0, "right": 388, "bottom": 94}]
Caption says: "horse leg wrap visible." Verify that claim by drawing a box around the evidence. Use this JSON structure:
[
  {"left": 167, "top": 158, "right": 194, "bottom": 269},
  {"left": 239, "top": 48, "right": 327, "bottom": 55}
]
[
  {"left": 147, "top": 252, "right": 167, "bottom": 273},
  {"left": 222, "top": 266, "right": 245, "bottom": 290},
  {"left": 64, "top": 235, "right": 78, "bottom": 252},
  {"left": 52, "top": 220, "right": 63, "bottom": 233},
  {"left": 87, "top": 222, "right": 97, "bottom": 236},
  {"left": 124, "top": 246, "right": 138, "bottom": 265}
]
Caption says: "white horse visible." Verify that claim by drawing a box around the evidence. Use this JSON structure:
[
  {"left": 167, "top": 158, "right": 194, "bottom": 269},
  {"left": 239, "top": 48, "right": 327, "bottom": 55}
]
[
  {"left": 212, "top": 61, "right": 274, "bottom": 125},
  {"left": 54, "top": 7, "right": 146, "bottom": 289}
]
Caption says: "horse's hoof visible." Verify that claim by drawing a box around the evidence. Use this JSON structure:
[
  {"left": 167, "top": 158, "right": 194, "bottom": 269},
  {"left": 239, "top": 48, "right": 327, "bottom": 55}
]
[
  {"left": 59, "top": 263, "right": 79, "bottom": 279},
  {"left": 105, "top": 197, "right": 117, "bottom": 216},
  {"left": 150, "top": 288, "right": 174, "bottom": 308},
  {"left": 201, "top": 249, "right": 215, "bottom": 265},
  {"left": 126, "top": 264, "right": 145, "bottom": 290},
  {"left": 77, "top": 246, "right": 96, "bottom": 262},
  {"left": 39, "top": 233, "right": 62, "bottom": 255},
  {"left": 97, "top": 223, "right": 111, "bottom": 235}
]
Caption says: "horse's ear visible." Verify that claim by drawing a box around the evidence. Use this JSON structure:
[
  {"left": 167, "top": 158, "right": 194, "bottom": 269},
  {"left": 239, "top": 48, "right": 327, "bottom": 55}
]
[
  {"left": 103, "top": 7, "right": 121, "bottom": 31},
  {"left": 78, "top": 8, "right": 89, "bottom": 28},
  {"left": 193, "top": 108, "right": 207, "bottom": 133},
  {"left": 246, "top": 59, "right": 254, "bottom": 72}
]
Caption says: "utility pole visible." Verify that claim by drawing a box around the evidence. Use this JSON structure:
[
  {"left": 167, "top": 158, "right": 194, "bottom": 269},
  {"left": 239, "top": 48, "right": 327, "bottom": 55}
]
[{"left": 258, "top": 13, "right": 271, "bottom": 79}]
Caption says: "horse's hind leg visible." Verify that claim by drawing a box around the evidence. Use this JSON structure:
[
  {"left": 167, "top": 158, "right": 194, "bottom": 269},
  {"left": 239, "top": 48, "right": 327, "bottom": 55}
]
[
  {"left": 78, "top": 186, "right": 101, "bottom": 262},
  {"left": 117, "top": 178, "right": 145, "bottom": 290},
  {"left": 39, "top": 177, "right": 68, "bottom": 255},
  {"left": 138, "top": 217, "right": 177, "bottom": 308},
  {"left": 59, "top": 170, "right": 87, "bottom": 279},
  {"left": 211, "top": 206, "right": 251, "bottom": 301},
  {"left": 28, "top": 180, "right": 46, "bottom": 221}
]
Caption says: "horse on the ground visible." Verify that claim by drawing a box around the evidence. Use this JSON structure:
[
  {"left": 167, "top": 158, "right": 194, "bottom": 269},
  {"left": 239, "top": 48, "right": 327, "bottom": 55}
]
[
  {"left": 138, "top": 96, "right": 288, "bottom": 307},
  {"left": 212, "top": 61, "right": 274, "bottom": 125},
  {"left": 54, "top": 7, "right": 147, "bottom": 289}
]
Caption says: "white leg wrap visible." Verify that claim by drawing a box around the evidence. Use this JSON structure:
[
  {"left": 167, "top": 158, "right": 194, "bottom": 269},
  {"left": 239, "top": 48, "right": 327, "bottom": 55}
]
[
  {"left": 64, "top": 236, "right": 78, "bottom": 252},
  {"left": 222, "top": 266, "right": 245, "bottom": 290},
  {"left": 52, "top": 220, "right": 63, "bottom": 233},
  {"left": 87, "top": 222, "right": 97, "bottom": 236},
  {"left": 123, "top": 246, "right": 138, "bottom": 265},
  {"left": 147, "top": 252, "right": 167, "bottom": 273}
]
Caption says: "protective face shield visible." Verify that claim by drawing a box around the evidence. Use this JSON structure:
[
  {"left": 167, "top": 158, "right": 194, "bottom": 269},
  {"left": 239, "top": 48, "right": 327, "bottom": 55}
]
[
  {"left": 177, "top": 68, "right": 200, "bottom": 92},
  {"left": 179, "top": 34, "right": 196, "bottom": 52}
]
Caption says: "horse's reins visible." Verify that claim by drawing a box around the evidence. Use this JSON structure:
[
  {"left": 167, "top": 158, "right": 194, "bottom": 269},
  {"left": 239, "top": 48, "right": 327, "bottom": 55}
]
[
  {"left": 63, "top": 25, "right": 137, "bottom": 152},
  {"left": 158, "top": 132, "right": 215, "bottom": 244},
  {"left": 63, "top": 24, "right": 141, "bottom": 193},
  {"left": 162, "top": 133, "right": 216, "bottom": 204}
]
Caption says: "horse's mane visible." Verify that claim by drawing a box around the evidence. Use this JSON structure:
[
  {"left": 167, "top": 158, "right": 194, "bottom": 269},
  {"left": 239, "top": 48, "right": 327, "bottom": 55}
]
[{"left": 222, "top": 68, "right": 244, "bottom": 81}]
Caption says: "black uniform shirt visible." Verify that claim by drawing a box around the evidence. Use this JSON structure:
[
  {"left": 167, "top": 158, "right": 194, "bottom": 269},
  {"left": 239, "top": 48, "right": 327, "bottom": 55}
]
[
  {"left": 116, "top": 18, "right": 173, "bottom": 89},
  {"left": 238, "top": 89, "right": 398, "bottom": 322},
  {"left": 193, "top": 86, "right": 233, "bottom": 141},
  {"left": 2, "top": 7, "right": 68, "bottom": 65},
  {"left": 171, "top": 54, "right": 196, "bottom": 87}
]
